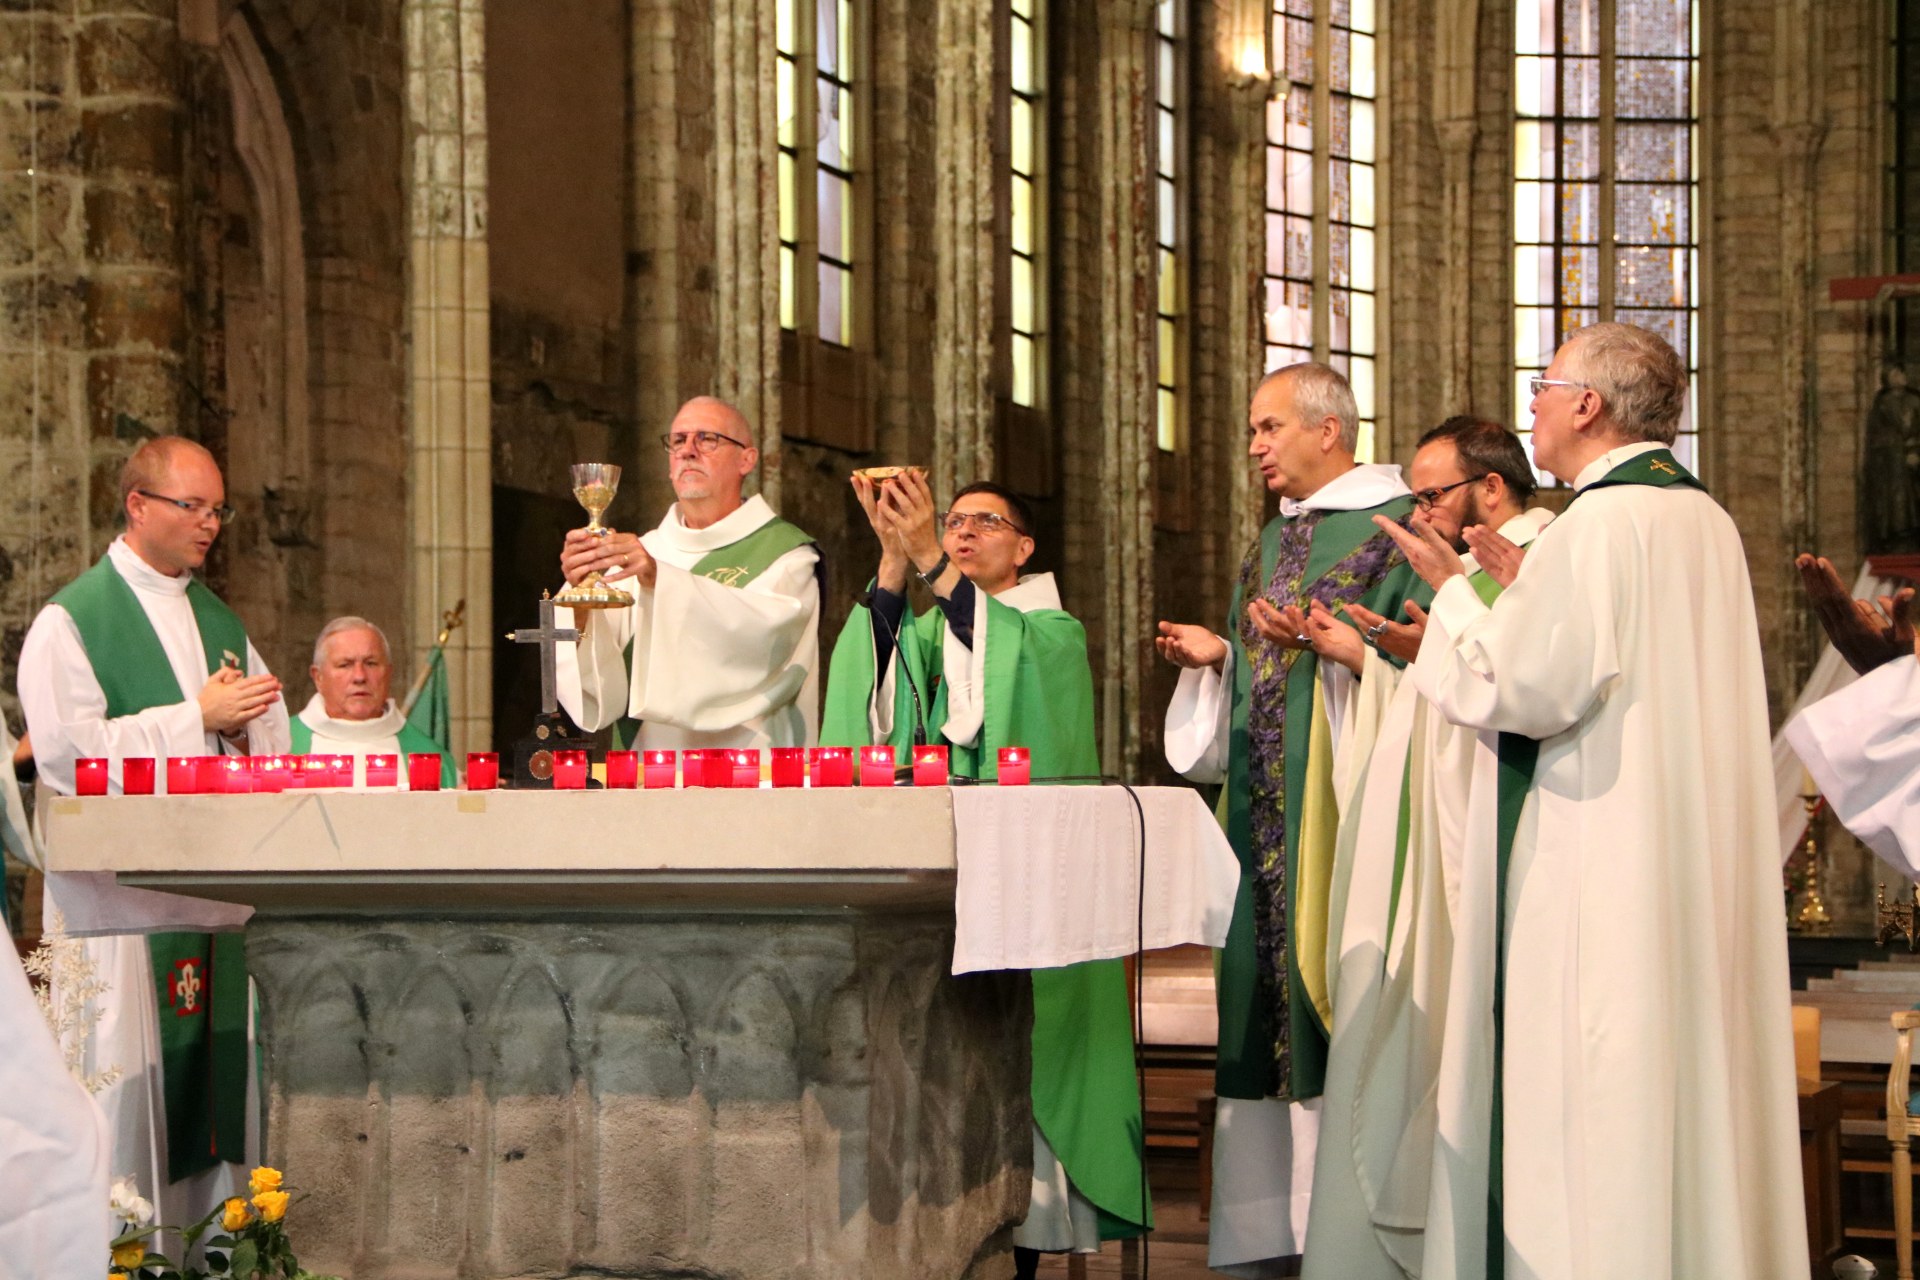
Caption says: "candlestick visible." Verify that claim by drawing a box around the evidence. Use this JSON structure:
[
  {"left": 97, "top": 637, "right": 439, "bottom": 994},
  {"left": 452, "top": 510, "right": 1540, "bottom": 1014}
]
[
  {"left": 408, "top": 753, "right": 443, "bottom": 792},
  {"left": 466, "top": 752, "right": 499, "bottom": 790},
  {"left": 859, "top": 745, "right": 895, "bottom": 788},
  {"left": 912, "top": 744, "right": 949, "bottom": 787},
  {"left": 75, "top": 757, "right": 108, "bottom": 796},
  {"left": 811, "top": 747, "right": 853, "bottom": 788},
  {"left": 552, "top": 749, "right": 589, "bottom": 790},
  {"left": 365, "top": 754, "right": 399, "bottom": 788},
  {"left": 122, "top": 757, "right": 155, "bottom": 796},
  {"left": 606, "top": 750, "right": 639, "bottom": 789},
  {"left": 166, "top": 757, "right": 198, "bottom": 795},
  {"left": 997, "top": 746, "right": 1031, "bottom": 786},
  {"left": 771, "top": 747, "right": 806, "bottom": 788},
  {"left": 643, "top": 749, "right": 676, "bottom": 789},
  {"left": 730, "top": 748, "right": 762, "bottom": 789}
]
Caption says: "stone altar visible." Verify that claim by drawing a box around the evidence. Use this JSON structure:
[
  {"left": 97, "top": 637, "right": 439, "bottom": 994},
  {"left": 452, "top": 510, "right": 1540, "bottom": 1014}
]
[{"left": 44, "top": 789, "right": 1036, "bottom": 1280}]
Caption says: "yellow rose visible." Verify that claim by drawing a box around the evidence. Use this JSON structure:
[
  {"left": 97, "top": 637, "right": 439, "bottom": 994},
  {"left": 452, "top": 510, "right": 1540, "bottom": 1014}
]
[
  {"left": 221, "top": 1196, "right": 252, "bottom": 1232},
  {"left": 109, "top": 1272, "right": 128, "bottom": 1280},
  {"left": 252, "top": 1189, "right": 290, "bottom": 1223},
  {"left": 248, "top": 1166, "right": 283, "bottom": 1197},
  {"left": 109, "top": 1242, "right": 145, "bottom": 1269}
]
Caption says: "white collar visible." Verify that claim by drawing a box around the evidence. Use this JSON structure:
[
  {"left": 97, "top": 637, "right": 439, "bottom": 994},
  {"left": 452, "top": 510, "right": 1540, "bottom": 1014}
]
[
  {"left": 1279, "top": 463, "right": 1409, "bottom": 518},
  {"left": 1460, "top": 507, "right": 1556, "bottom": 576},
  {"left": 298, "top": 694, "right": 408, "bottom": 741},
  {"left": 987, "top": 572, "right": 1063, "bottom": 614},
  {"left": 1573, "top": 441, "right": 1666, "bottom": 491},
  {"left": 107, "top": 535, "right": 193, "bottom": 598},
  {"left": 655, "top": 493, "right": 778, "bottom": 552}
]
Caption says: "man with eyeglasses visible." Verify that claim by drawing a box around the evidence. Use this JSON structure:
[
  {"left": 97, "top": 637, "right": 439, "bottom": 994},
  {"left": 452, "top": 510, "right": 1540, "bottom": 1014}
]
[
  {"left": 16, "top": 434, "right": 288, "bottom": 1232},
  {"left": 1155, "top": 361, "right": 1427, "bottom": 1274},
  {"left": 1293, "top": 416, "right": 1552, "bottom": 1280},
  {"left": 1374, "top": 324, "right": 1807, "bottom": 1278},
  {"left": 554, "top": 396, "right": 820, "bottom": 750},
  {"left": 820, "top": 472, "right": 1148, "bottom": 1276}
]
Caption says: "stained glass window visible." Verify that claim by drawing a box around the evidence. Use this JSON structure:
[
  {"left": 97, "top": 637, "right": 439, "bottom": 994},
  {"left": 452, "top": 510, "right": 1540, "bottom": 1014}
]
[
  {"left": 777, "top": 0, "right": 858, "bottom": 347},
  {"left": 1514, "top": 0, "right": 1700, "bottom": 482},
  {"left": 1009, "top": 0, "right": 1045, "bottom": 408},
  {"left": 1155, "top": 0, "right": 1185, "bottom": 452},
  {"left": 1263, "top": 0, "right": 1378, "bottom": 460}
]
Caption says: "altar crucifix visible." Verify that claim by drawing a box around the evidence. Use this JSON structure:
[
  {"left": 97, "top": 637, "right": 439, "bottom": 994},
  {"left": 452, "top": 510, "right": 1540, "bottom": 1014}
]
[{"left": 505, "top": 591, "right": 591, "bottom": 786}]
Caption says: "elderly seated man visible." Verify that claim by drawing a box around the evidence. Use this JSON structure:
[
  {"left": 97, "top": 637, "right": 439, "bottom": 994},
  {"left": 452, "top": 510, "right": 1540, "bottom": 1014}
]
[{"left": 293, "top": 616, "right": 455, "bottom": 787}]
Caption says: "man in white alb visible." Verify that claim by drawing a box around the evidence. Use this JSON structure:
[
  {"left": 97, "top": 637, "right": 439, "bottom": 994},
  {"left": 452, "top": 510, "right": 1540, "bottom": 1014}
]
[
  {"left": 292, "top": 616, "right": 456, "bottom": 788},
  {"left": 556, "top": 396, "right": 821, "bottom": 750}
]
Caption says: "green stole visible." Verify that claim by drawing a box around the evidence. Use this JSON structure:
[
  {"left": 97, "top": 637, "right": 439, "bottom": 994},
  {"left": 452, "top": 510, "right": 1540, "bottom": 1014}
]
[
  {"left": 1484, "top": 448, "right": 1703, "bottom": 1275},
  {"left": 608, "top": 516, "right": 817, "bottom": 749},
  {"left": 1215, "top": 498, "right": 1430, "bottom": 1103},
  {"left": 288, "top": 714, "right": 457, "bottom": 787},
  {"left": 49, "top": 553, "right": 252, "bottom": 1183},
  {"left": 819, "top": 587, "right": 1151, "bottom": 1237}
]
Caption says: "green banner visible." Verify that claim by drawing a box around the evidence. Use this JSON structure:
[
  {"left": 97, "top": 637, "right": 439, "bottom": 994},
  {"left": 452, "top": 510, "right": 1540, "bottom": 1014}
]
[{"left": 148, "top": 930, "right": 249, "bottom": 1183}]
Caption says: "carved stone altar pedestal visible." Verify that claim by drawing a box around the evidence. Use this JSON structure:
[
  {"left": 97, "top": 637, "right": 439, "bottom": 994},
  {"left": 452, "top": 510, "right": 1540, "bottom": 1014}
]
[{"left": 43, "top": 791, "right": 1034, "bottom": 1280}]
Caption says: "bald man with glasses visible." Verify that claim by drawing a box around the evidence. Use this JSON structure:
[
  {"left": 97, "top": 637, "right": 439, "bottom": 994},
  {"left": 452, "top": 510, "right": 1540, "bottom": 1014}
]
[{"left": 554, "top": 396, "right": 822, "bottom": 750}]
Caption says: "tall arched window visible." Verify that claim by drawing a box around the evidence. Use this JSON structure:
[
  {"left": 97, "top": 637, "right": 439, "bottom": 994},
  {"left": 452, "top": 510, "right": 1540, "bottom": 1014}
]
[
  {"left": 778, "top": 0, "right": 858, "bottom": 347},
  {"left": 1008, "top": 0, "right": 1046, "bottom": 410},
  {"left": 1262, "top": 0, "right": 1379, "bottom": 459},
  {"left": 1514, "top": 0, "right": 1700, "bottom": 479},
  {"left": 1155, "top": 0, "right": 1187, "bottom": 454}
]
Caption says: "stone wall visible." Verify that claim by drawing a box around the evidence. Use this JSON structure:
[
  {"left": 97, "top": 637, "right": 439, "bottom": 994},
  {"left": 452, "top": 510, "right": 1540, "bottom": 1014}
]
[{"left": 250, "top": 913, "right": 1032, "bottom": 1279}]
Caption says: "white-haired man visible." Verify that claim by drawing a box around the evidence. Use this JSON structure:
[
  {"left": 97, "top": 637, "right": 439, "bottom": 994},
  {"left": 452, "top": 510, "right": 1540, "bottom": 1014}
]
[
  {"left": 556, "top": 396, "right": 821, "bottom": 750},
  {"left": 1377, "top": 323, "right": 1807, "bottom": 1278},
  {"left": 292, "top": 617, "right": 455, "bottom": 788},
  {"left": 1156, "top": 362, "right": 1426, "bottom": 1274}
]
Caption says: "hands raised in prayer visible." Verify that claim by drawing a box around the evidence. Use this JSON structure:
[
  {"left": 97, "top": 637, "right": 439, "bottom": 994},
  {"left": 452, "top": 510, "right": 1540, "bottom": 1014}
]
[
  {"left": 1155, "top": 621, "right": 1228, "bottom": 672},
  {"left": 1247, "top": 598, "right": 1313, "bottom": 651},
  {"left": 1305, "top": 600, "right": 1364, "bottom": 674},
  {"left": 1342, "top": 599, "right": 1428, "bottom": 665},
  {"left": 1796, "top": 553, "right": 1917, "bottom": 676},
  {"left": 1372, "top": 513, "right": 1466, "bottom": 591},
  {"left": 1463, "top": 523, "right": 1527, "bottom": 589},
  {"left": 197, "top": 664, "right": 282, "bottom": 734},
  {"left": 562, "top": 527, "right": 656, "bottom": 589}
]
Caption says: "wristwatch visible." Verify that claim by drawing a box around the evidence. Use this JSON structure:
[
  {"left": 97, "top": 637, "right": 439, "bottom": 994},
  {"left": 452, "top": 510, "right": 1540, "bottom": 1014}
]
[{"left": 917, "top": 552, "right": 951, "bottom": 585}]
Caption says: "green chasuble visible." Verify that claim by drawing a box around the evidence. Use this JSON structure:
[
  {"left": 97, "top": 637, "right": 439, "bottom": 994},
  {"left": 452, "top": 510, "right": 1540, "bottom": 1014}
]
[
  {"left": 821, "top": 575, "right": 1151, "bottom": 1238},
  {"left": 289, "top": 713, "right": 457, "bottom": 787},
  {"left": 1215, "top": 498, "right": 1430, "bottom": 1104},
  {"left": 49, "top": 554, "right": 252, "bottom": 1183},
  {"left": 608, "top": 516, "right": 818, "bottom": 749}
]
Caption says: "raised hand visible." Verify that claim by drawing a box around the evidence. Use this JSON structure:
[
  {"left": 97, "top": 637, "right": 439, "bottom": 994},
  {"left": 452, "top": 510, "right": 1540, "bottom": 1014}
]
[
  {"left": 878, "top": 470, "right": 945, "bottom": 575},
  {"left": 562, "top": 527, "right": 655, "bottom": 588},
  {"left": 1373, "top": 514, "right": 1467, "bottom": 591},
  {"left": 1248, "top": 599, "right": 1313, "bottom": 651},
  {"left": 197, "top": 666, "right": 282, "bottom": 734},
  {"left": 1345, "top": 599, "right": 1427, "bottom": 665},
  {"left": 852, "top": 474, "right": 910, "bottom": 592},
  {"left": 1797, "top": 553, "right": 1917, "bottom": 675},
  {"left": 1306, "top": 599, "right": 1364, "bottom": 674},
  {"left": 1155, "top": 621, "right": 1229, "bottom": 671},
  {"left": 1463, "top": 523, "right": 1527, "bottom": 589}
]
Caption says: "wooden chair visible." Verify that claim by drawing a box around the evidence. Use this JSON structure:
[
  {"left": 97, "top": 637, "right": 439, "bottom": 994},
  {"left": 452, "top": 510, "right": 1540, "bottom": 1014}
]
[{"left": 1887, "top": 1010, "right": 1920, "bottom": 1280}]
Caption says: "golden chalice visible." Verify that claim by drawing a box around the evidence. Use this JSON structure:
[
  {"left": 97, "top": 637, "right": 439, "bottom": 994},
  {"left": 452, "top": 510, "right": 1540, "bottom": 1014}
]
[{"left": 554, "top": 462, "right": 636, "bottom": 610}]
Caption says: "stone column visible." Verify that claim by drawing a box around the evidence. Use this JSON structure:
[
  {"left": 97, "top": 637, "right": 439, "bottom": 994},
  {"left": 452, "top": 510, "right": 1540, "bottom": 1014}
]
[
  {"left": 931, "top": 0, "right": 996, "bottom": 498},
  {"left": 711, "top": 0, "right": 782, "bottom": 506},
  {"left": 1095, "top": 0, "right": 1156, "bottom": 779},
  {"left": 406, "top": 0, "right": 492, "bottom": 757},
  {"left": 1219, "top": 0, "right": 1271, "bottom": 572},
  {"left": 1433, "top": 0, "right": 1480, "bottom": 412}
]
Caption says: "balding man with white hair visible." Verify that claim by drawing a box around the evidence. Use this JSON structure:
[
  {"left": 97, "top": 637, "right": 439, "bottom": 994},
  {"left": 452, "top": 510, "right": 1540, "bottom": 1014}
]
[
  {"left": 1375, "top": 323, "right": 1807, "bottom": 1278},
  {"left": 292, "top": 617, "right": 455, "bottom": 788},
  {"left": 556, "top": 396, "right": 822, "bottom": 750}
]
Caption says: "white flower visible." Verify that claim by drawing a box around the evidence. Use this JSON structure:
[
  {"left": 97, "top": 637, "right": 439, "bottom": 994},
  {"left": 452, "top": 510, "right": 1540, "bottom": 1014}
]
[{"left": 108, "top": 1174, "right": 154, "bottom": 1227}]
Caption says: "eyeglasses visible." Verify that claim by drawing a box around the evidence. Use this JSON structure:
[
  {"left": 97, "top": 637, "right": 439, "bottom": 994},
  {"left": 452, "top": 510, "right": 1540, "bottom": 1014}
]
[
  {"left": 660, "top": 430, "right": 751, "bottom": 455},
  {"left": 1528, "top": 376, "right": 1588, "bottom": 397},
  {"left": 940, "top": 510, "right": 1027, "bottom": 536},
  {"left": 1411, "top": 475, "right": 1488, "bottom": 511},
  {"left": 135, "top": 490, "right": 235, "bottom": 524}
]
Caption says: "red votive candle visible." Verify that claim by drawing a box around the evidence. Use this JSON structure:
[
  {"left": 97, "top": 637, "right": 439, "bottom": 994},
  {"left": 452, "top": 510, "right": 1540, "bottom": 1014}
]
[
  {"left": 466, "top": 752, "right": 499, "bottom": 790},
  {"left": 771, "top": 747, "right": 806, "bottom": 788},
  {"left": 195, "top": 755, "right": 224, "bottom": 792},
  {"left": 328, "top": 754, "right": 355, "bottom": 787},
  {"left": 605, "top": 750, "right": 639, "bottom": 789},
  {"left": 552, "top": 748, "right": 588, "bottom": 790},
  {"left": 997, "top": 746, "right": 1031, "bottom": 786},
  {"left": 252, "top": 756, "right": 289, "bottom": 793},
  {"left": 365, "top": 754, "right": 399, "bottom": 788},
  {"left": 811, "top": 746, "right": 853, "bottom": 788},
  {"left": 408, "top": 753, "right": 442, "bottom": 791},
  {"left": 75, "top": 758, "right": 108, "bottom": 796},
  {"left": 730, "top": 748, "right": 761, "bottom": 788},
  {"left": 703, "top": 751, "right": 733, "bottom": 789},
  {"left": 913, "top": 744, "right": 949, "bottom": 787},
  {"left": 859, "top": 745, "right": 895, "bottom": 788},
  {"left": 680, "top": 750, "right": 707, "bottom": 787},
  {"left": 643, "top": 749, "right": 676, "bottom": 789},
  {"left": 122, "top": 757, "right": 155, "bottom": 796},
  {"left": 166, "top": 756, "right": 198, "bottom": 795},
  {"left": 217, "top": 756, "right": 252, "bottom": 794}
]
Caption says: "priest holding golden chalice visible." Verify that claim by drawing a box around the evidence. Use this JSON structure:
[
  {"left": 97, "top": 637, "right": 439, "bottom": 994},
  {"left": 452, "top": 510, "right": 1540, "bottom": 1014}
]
[{"left": 553, "top": 396, "right": 823, "bottom": 751}]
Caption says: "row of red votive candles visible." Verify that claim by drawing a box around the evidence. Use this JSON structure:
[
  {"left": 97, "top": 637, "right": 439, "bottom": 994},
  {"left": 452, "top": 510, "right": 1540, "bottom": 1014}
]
[{"left": 71, "top": 745, "right": 1034, "bottom": 796}]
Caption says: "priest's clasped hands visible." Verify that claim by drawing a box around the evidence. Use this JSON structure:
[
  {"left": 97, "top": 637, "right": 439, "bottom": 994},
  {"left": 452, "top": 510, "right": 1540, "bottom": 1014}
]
[
  {"left": 198, "top": 664, "right": 282, "bottom": 735},
  {"left": 561, "top": 526, "right": 658, "bottom": 590}
]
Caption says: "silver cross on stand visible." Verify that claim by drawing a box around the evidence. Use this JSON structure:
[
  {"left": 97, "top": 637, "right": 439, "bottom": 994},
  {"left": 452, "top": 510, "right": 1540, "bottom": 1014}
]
[{"left": 506, "top": 591, "right": 580, "bottom": 717}]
